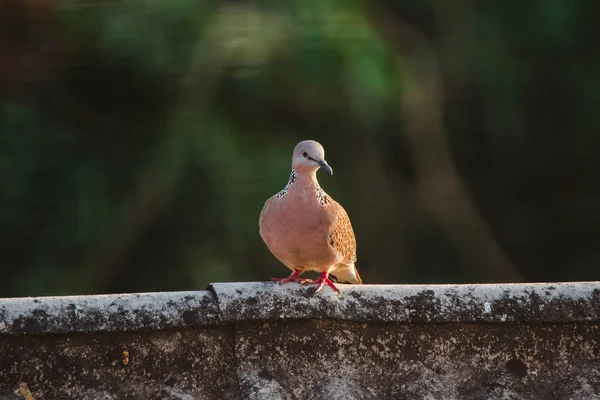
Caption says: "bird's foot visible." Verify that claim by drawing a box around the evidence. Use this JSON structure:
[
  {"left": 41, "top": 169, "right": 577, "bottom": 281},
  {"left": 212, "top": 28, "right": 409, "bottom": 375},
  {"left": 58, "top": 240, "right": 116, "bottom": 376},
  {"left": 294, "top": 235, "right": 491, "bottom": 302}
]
[
  {"left": 313, "top": 272, "right": 340, "bottom": 294},
  {"left": 271, "top": 270, "right": 311, "bottom": 285}
]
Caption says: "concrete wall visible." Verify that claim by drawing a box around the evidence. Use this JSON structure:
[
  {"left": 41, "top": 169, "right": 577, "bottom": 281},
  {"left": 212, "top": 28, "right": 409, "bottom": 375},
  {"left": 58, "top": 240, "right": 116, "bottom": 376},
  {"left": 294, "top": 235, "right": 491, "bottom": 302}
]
[{"left": 1, "top": 282, "right": 600, "bottom": 399}]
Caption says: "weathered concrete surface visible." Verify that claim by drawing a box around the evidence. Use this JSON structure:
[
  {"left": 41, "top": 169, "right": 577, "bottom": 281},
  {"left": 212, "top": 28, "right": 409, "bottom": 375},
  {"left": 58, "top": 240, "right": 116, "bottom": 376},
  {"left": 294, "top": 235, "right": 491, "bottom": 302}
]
[
  {"left": 0, "top": 291, "right": 218, "bottom": 335},
  {"left": 1, "top": 282, "right": 600, "bottom": 399},
  {"left": 0, "top": 328, "right": 237, "bottom": 400},
  {"left": 236, "top": 320, "right": 600, "bottom": 400},
  {"left": 211, "top": 281, "right": 600, "bottom": 323}
]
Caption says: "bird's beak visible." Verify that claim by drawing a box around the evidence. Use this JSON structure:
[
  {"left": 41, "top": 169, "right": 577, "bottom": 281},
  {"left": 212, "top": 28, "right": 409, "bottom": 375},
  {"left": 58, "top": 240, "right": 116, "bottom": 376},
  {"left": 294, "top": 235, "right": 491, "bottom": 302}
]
[{"left": 318, "top": 160, "right": 333, "bottom": 175}]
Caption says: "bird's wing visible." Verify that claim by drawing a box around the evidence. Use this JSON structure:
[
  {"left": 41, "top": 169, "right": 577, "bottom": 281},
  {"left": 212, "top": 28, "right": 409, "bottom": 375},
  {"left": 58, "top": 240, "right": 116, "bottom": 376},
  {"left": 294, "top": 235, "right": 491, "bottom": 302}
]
[{"left": 326, "top": 199, "right": 357, "bottom": 265}]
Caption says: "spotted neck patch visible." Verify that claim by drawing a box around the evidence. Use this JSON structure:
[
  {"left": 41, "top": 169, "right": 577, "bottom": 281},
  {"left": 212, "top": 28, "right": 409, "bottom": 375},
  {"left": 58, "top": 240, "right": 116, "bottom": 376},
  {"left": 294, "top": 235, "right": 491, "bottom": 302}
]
[
  {"left": 315, "top": 184, "right": 330, "bottom": 206},
  {"left": 275, "top": 170, "right": 296, "bottom": 199}
]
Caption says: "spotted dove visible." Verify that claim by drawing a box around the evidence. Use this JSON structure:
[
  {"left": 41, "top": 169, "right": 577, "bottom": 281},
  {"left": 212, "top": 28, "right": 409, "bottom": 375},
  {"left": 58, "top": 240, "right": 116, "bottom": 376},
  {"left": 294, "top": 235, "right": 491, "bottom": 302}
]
[{"left": 259, "top": 140, "right": 362, "bottom": 293}]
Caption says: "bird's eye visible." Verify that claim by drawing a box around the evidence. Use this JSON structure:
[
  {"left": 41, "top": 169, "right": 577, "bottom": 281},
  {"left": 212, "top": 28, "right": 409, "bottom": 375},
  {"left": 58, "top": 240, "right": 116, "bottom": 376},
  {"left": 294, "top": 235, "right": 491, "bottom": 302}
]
[{"left": 302, "top": 151, "right": 308, "bottom": 158}]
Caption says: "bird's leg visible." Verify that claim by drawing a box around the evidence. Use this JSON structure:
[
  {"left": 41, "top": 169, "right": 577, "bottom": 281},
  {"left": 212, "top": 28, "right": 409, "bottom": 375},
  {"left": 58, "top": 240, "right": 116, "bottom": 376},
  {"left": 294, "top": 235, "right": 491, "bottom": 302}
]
[
  {"left": 313, "top": 271, "right": 340, "bottom": 293},
  {"left": 271, "top": 269, "right": 311, "bottom": 284}
]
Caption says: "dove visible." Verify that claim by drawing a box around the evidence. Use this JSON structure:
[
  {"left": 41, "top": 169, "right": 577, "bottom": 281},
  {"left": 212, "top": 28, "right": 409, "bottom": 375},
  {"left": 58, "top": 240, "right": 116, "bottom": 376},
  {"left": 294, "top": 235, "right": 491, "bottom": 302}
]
[{"left": 259, "top": 140, "right": 362, "bottom": 293}]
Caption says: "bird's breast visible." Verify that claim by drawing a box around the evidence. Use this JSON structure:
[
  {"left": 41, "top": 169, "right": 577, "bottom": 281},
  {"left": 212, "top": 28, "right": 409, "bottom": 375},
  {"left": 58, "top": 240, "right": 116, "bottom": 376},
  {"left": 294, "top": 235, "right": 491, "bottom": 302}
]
[{"left": 260, "top": 194, "right": 338, "bottom": 269}]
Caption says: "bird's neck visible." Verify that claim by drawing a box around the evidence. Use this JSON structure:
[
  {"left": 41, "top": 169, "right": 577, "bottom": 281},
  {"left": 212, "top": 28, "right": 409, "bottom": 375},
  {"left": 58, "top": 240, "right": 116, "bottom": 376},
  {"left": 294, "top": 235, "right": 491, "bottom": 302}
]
[
  {"left": 276, "top": 169, "right": 329, "bottom": 205},
  {"left": 296, "top": 168, "right": 319, "bottom": 185}
]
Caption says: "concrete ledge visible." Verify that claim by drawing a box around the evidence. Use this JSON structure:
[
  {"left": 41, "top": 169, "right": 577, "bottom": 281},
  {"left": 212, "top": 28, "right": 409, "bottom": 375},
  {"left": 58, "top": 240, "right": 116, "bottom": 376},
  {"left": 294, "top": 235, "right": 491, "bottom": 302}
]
[
  {"left": 211, "top": 281, "right": 600, "bottom": 323},
  {"left": 3, "top": 282, "right": 600, "bottom": 336},
  {"left": 0, "top": 291, "right": 218, "bottom": 336},
  {"left": 2, "top": 282, "right": 600, "bottom": 399}
]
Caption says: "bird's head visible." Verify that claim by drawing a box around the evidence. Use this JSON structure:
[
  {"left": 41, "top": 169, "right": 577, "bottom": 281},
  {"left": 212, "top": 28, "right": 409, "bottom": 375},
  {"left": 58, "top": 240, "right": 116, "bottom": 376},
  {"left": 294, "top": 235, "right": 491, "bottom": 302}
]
[{"left": 291, "top": 140, "right": 333, "bottom": 176}]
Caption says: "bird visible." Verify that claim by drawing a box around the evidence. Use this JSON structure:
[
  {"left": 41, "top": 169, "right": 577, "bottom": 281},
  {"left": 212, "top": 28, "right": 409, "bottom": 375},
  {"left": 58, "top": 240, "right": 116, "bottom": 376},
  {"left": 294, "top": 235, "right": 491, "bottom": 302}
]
[{"left": 259, "top": 140, "right": 362, "bottom": 293}]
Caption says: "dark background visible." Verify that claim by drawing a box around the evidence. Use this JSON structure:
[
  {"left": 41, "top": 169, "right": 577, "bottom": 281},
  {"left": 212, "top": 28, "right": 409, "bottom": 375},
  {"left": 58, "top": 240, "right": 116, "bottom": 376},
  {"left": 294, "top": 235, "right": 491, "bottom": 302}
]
[{"left": 1, "top": 0, "right": 599, "bottom": 297}]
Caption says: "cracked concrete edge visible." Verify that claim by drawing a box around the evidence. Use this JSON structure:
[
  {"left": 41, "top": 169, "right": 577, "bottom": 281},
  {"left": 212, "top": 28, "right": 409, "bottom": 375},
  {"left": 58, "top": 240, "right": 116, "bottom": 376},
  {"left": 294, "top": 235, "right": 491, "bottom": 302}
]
[{"left": 1, "top": 281, "right": 600, "bottom": 336}]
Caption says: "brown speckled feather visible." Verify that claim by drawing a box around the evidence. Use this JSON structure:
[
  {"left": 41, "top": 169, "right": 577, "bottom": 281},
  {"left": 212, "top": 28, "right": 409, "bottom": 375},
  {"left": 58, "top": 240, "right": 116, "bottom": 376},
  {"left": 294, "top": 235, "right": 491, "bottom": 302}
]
[
  {"left": 326, "top": 199, "right": 357, "bottom": 265},
  {"left": 324, "top": 197, "right": 362, "bottom": 284}
]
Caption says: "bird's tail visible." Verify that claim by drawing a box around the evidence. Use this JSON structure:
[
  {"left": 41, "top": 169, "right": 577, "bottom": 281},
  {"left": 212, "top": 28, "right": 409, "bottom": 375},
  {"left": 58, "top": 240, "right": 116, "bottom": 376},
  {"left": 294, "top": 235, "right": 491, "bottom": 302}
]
[{"left": 331, "top": 263, "right": 362, "bottom": 284}]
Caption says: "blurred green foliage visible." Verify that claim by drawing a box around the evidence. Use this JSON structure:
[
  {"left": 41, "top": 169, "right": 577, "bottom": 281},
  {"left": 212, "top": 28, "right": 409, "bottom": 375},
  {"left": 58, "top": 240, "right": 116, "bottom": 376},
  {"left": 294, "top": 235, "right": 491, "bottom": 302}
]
[{"left": 1, "top": 0, "right": 599, "bottom": 297}]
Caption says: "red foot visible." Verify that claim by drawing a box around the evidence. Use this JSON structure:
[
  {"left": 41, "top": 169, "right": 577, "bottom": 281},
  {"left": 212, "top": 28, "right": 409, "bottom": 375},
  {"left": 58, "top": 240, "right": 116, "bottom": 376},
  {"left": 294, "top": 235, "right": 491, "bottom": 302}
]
[
  {"left": 271, "top": 270, "right": 311, "bottom": 285},
  {"left": 312, "top": 272, "right": 340, "bottom": 293}
]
